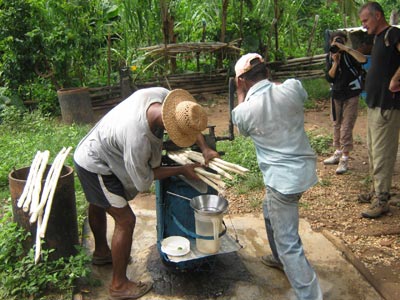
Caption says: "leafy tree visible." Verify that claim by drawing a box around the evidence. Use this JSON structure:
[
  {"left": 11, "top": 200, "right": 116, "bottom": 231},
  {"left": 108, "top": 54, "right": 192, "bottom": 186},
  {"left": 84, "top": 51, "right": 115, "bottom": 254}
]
[
  {"left": 0, "top": 0, "right": 106, "bottom": 105},
  {"left": 0, "top": 0, "right": 45, "bottom": 97}
]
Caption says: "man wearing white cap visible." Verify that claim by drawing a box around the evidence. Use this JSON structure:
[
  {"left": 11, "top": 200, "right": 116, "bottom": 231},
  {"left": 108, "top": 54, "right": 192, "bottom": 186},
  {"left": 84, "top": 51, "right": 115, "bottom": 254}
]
[
  {"left": 232, "top": 53, "right": 323, "bottom": 300},
  {"left": 74, "top": 87, "right": 218, "bottom": 300}
]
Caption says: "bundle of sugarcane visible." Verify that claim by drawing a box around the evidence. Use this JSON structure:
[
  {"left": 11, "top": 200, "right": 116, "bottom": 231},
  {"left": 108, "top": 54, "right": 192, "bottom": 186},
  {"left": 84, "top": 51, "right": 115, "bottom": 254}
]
[
  {"left": 167, "top": 150, "right": 249, "bottom": 194},
  {"left": 16, "top": 147, "right": 72, "bottom": 264}
]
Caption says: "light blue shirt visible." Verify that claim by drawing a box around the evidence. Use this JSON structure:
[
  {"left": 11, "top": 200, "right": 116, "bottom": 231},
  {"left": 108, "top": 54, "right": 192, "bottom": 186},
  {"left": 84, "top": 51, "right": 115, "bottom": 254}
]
[{"left": 232, "top": 79, "right": 317, "bottom": 194}]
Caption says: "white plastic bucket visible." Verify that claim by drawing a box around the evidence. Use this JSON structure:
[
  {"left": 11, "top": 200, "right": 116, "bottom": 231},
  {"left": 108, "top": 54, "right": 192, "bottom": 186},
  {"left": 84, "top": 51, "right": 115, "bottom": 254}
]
[{"left": 194, "top": 211, "right": 224, "bottom": 254}]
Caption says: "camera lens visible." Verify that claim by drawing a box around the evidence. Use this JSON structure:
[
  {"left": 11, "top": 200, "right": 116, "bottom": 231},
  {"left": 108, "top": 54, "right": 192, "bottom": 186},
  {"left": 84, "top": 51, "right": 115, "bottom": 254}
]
[
  {"left": 335, "top": 38, "right": 344, "bottom": 44},
  {"left": 330, "top": 45, "right": 340, "bottom": 53}
]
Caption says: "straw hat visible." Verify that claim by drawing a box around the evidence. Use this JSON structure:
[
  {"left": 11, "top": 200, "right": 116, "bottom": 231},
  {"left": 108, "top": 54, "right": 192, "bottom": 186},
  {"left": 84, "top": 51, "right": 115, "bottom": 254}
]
[{"left": 162, "top": 89, "right": 208, "bottom": 148}]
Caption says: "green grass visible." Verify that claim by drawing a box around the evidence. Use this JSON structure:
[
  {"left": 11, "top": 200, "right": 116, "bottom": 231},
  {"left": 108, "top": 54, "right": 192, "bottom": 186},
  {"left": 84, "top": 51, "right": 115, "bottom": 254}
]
[
  {"left": 318, "top": 177, "right": 332, "bottom": 187},
  {"left": 301, "top": 78, "right": 331, "bottom": 101},
  {"left": 218, "top": 136, "right": 265, "bottom": 193}
]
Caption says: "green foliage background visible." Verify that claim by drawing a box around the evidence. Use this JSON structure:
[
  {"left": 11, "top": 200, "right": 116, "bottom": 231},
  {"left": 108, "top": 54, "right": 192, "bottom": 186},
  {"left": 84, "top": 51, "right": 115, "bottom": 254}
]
[{"left": 0, "top": 0, "right": 398, "bottom": 111}]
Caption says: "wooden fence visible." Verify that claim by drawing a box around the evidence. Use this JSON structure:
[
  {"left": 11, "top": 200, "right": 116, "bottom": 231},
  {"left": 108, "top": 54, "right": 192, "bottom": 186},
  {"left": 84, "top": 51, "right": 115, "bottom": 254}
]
[
  {"left": 268, "top": 54, "right": 326, "bottom": 81},
  {"left": 88, "top": 70, "right": 230, "bottom": 111},
  {"left": 88, "top": 54, "right": 326, "bottom": 110}
]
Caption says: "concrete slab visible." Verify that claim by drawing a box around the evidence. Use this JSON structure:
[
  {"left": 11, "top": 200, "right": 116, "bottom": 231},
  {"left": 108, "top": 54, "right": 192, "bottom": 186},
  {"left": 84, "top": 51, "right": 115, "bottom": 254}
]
[{"left": 80, "top": 193, "right": 382, "bottom": 300}]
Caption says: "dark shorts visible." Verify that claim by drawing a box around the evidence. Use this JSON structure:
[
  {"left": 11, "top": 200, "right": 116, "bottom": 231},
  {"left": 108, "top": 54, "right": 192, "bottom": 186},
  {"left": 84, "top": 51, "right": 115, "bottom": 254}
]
[{"left": 74, "top": 161, "right": 128, "bottom": 208}]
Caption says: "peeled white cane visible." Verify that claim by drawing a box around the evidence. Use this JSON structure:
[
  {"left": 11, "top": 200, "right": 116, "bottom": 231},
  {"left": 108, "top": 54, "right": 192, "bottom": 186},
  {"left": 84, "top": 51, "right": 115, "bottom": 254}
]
[
  {"left": 197, "top": 173, "right": 224, "bottom": 194},
  {"left": 22, "top": 152, "right": 44, "bottom": 212},
  {"left": 39, "top": 147, "right": 72, "bottom": 238},
  {"left": 213, "top": 157, "right": 249, "bottom": 173},
  {"left": 185, "top": 149, "right": 248, "bottom": 175},
  {"left": 210, "top": 159, "right": 247, "bottom": 176},
  {"left": 17, "top": 151, "right": 42, "bottom": 208},
  {"left": 168, "top": 152, "right": 221, "bottom": 180},
  {"left": 29, "top": 151, "right": 50, "bottom": 217},
  {"left": 29, "top": 149, "right": 64, "bottom": 224},
  {"left": 186, "top": 151, "right": 234, "bottom": 180},
  {"left": 34, "top": 216, "right": 42, "bottom": 264}
]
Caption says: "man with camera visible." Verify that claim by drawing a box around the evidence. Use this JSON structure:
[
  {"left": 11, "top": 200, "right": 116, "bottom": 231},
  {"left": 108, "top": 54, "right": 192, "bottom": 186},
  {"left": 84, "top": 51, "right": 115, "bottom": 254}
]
[{"left": 324, "top": 31, "right": 367, "bottom": 174}]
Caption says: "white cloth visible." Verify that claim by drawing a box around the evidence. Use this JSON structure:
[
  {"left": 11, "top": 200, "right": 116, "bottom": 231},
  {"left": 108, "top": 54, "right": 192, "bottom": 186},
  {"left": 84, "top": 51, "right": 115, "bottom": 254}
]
[
  {"left": 74, "top": 87, "right": 169, "bottom": 199},
  {"left": 232, "top": 79, "right": 318, "bottom": 194}
]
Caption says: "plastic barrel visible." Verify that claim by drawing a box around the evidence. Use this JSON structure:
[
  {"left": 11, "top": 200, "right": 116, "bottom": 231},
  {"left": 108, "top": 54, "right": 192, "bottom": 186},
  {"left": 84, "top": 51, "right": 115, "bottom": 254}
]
[
  {"left": 57, "top": 87, "right": 94, "bottom": 124},
  {"left": 8, "top": 165, "right": 79, "bottom": 260}
]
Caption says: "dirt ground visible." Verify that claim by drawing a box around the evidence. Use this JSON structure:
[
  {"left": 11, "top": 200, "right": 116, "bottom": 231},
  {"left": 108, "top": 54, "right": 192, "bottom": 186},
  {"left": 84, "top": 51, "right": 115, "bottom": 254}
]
[{"left": 200, "top": 93, "right": 400, "bottom": 298}]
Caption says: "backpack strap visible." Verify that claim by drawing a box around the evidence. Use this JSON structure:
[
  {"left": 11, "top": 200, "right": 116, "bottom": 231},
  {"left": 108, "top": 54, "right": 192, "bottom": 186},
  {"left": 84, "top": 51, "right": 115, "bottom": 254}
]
[
  {"left": 373, "top": 26, "right": 393, "bottom": 46},
  {"left": 343, "top": 53, "right": 364, "bottom": 89},
  {"left": 343, "top": 53, "right": 359, "bottom": 77}
]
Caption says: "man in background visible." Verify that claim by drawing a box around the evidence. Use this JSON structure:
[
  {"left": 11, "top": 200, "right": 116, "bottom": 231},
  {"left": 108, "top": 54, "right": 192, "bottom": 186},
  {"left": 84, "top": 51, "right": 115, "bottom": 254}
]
[{"left": 358, "top": 2, "right": 400, "bottom": 218}]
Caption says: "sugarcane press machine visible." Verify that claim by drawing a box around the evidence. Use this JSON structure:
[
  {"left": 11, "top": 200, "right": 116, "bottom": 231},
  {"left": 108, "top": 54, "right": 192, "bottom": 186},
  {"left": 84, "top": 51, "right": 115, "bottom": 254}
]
[{"left": 156, "top": 78, "right": 241, "bottom": 271}]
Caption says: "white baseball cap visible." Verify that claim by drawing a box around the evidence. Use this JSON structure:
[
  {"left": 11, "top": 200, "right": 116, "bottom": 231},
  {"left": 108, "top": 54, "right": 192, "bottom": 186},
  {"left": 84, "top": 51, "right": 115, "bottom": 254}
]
[{"left": 235, "top": 53, "right": 264, "bottom": 78}]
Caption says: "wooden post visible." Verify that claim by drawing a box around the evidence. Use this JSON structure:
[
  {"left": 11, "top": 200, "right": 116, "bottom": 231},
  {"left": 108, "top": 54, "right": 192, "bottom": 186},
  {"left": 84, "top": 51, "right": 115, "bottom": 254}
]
[{"left": 120, "top": 67, "right": 133, "bottom": 100}]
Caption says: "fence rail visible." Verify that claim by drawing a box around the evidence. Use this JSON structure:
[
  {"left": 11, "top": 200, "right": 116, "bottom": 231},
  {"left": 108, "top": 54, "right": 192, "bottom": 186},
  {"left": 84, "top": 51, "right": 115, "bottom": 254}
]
[{"left": 268, "top": 54, "right": 326, "bottom": 81}]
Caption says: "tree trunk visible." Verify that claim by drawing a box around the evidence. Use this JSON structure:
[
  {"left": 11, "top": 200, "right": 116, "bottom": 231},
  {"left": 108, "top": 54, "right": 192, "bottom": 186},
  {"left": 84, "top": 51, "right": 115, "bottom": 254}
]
[
  {"left": 217, "top": 0, "right": 229, "bottom": 68},
  {"left": 274, "top": 0, "right": 279, "bottom": 52},
  {"left": 239, "top": 0, "right": 243, "bottom": 49},
  {"left": 161, "top": 0, "right": 176, "bottom": 73}
]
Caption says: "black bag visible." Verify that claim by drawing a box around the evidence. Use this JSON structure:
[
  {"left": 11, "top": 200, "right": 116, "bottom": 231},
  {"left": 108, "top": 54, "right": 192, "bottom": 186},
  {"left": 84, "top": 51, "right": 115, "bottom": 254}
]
[{"left": 359, "top": 68, "right": 367, "bottom": 91}]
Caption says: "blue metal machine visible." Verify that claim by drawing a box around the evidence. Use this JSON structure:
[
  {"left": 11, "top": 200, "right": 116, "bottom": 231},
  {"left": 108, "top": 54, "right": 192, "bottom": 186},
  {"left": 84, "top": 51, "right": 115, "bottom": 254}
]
[{"left": 155, "top": 78, "right": 240, "bottom": 271}]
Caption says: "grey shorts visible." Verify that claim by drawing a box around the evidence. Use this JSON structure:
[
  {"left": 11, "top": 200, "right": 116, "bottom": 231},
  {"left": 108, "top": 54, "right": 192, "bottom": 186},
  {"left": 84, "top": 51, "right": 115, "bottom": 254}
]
[{"left": 74, "top": 161, "right": 128, "bottom": 208}]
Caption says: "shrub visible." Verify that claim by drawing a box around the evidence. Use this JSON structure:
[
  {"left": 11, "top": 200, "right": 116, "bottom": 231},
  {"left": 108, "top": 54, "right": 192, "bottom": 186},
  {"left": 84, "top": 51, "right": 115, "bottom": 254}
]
[
  {"left": 0, "top": 210, "right": 92, "bottom": 300},
  {"left": 307, "top": 132, "right": 333, "bottom": 155}
]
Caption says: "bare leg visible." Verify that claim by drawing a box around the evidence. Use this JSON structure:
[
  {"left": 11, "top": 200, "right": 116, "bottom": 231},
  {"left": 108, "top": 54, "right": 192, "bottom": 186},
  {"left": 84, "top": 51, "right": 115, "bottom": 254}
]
[
  {"left": 89, "top": 203, "right": 111, "bottom": 258},
  {"left": 106, "top": 205, "right": 141, "bottom": 291}
]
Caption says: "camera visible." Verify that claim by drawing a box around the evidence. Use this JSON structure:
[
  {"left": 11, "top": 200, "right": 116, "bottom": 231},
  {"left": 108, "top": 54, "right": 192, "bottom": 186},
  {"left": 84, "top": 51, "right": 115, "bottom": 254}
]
[
  {"left": 329, "top": 45, "right": 340, "bottom": 53},
  {"left": 329, "top": 37, "right": 344, "bottom": 53}
]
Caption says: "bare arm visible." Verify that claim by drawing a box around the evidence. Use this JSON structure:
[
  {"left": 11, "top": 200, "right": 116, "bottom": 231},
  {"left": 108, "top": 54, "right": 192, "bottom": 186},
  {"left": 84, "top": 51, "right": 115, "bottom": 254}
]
[
  {"left": 389, "top": 66, "right": 400, "bottom": 93},
  {"left": 152, "top": 134, "right": 217, "bottom": 181},
  {"left": 235, "top": 77, "right": 247, "bottom": 104},
  {"left": 335, "top": 42, "right": 367, "bottom": 64},
  {"left": 389, "top": 42, "right": 400, "bottom": 92},
  {"left": 195, "top": 133, "right": 219, "bottom": 165},
  {"left": 153, "top": 163, "right": 201, "bottom": 181},
  {"left": 328, "top": 53, "right": 340, "bottom": 78}
]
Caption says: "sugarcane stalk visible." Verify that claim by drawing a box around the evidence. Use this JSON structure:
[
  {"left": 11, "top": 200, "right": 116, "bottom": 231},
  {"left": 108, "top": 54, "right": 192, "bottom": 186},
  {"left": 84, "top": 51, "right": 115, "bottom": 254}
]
[
  {"left": 207, "top": 161, "right": 235, "bottom": 180},
  {"left": 39, "top": 147, "right": 72, "bottom": 238},
  {"left": 184, "top": 149, "right": 249, "bottom": 173},
  {"left": 197, "top": 173, "right": 224, "bottom": 194},
  {"left": 209, "top": 176, "right": 227, "bottom": 189},
  {"left": 29, "top": 150, "right": 50, "bottom": 217},
  {"left": 168, "top": 152, "right": 221, "bottom": 180},
  {"left": 211, "top": 159, "right": 247, "bottom": 176},
  {"left": 213, "top": 157, "right": 249, "bottom": 173},
  {"left": 183, "top": 150, "right": 241, "bottom": 179},
  {"left": 34, "top": 215, "right": 42, "bottom": 264},
  {"left": 23, "top": 152, "right": 44, "bottom": 212},
  {"left": 183, "top": 150, "right": 205, "bottom": 163},
  {"left": 179, "top": 150, "right": 235, "bottom": 180},
  {"left": 29, "top": 150, "right": 63, "bottom": 224},
  {"left": 17, "top": 151, "right": 42, "bottom": 208}
]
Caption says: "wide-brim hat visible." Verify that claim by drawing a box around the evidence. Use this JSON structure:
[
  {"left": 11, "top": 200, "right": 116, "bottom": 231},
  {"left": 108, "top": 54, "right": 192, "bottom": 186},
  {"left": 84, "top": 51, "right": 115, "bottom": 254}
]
[{"left": 162, "top": 89, "right": 208, "bottom": 148}]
